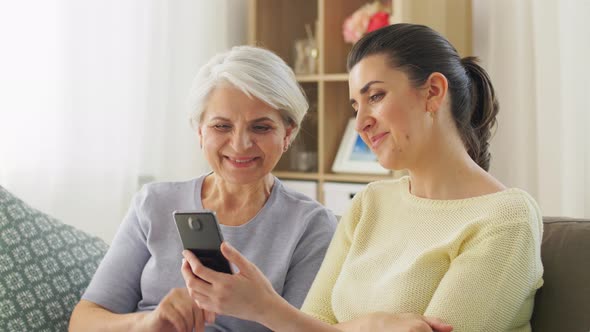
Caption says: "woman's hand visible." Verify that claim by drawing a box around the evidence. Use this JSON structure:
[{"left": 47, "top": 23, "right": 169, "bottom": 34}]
[
  {"left": 138, "top": 288, "right": 211, "bottom": 332},
  {"left": 338, "top": 312, "right": 453, "bottom": 332},
  {"left": 181, "top": 242, "right": 280, "bottom": 323}
]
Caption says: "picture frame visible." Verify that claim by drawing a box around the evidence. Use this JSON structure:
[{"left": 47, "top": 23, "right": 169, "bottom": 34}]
[{"left": 331, "top": 119, "right": 390, "bottom": 175}]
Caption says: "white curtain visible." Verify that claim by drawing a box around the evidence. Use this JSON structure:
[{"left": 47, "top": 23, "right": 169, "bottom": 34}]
[
  {"left": 0, "top": 0, "right": 248, "bottom": 242},
  {"left": 473, "top": 0, "right": 590, "bottom": 218}
]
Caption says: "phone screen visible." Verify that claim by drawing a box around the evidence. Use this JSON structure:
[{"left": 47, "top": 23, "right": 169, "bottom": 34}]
[{"left": 174, "top": 210, "right": 233, "bottom": 274}]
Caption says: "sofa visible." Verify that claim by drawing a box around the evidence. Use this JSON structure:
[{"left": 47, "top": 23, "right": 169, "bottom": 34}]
[
  {"left": 0, "top": 186, "right": 588, "bottom": 331},
  {"left": 530, "top": 217, "right": 590, "bottom": 332}
]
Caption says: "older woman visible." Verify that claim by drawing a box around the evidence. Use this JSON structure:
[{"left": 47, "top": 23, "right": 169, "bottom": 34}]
[
  {"left": 69, "top": 46, "right": 337, "bottom": 332},
  {"left": 181, "top": 24, "right": 543, "bottom": 332}
]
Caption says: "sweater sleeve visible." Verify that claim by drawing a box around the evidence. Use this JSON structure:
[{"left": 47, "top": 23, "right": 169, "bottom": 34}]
[
  {"left": 424, "top": 209, "right": 543, "bottom": 331},
  {"left": 81, "top": 188, "right": 151, "bottom": 313},
  {"left": 300, "top": 190, "right": 364, "bottom": 324}
]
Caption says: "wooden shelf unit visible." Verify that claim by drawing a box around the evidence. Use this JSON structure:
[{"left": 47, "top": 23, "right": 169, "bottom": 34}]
[{"left": 248, "top": 0, "right": 471, "bottom": 203}]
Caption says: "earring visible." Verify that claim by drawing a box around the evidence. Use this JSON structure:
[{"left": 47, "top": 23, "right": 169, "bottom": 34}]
[{"left": 427, "top": 107, "right": 436, "bottom": 119}]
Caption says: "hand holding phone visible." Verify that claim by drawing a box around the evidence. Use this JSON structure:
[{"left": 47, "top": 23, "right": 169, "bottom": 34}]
[{"left": 174, "top": 210, "right": 232, "bottom": 274}]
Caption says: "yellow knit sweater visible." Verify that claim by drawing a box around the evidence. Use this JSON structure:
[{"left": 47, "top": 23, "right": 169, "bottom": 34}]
[{"left": 301, "top": 177, "right": 543, "bottom": 332}]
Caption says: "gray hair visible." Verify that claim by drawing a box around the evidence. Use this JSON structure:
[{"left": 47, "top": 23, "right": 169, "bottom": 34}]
[{"left": 188, "top": 46, "right": 308, "bottom": 141}]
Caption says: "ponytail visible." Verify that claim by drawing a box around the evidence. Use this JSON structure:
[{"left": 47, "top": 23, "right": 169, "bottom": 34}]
[{"left": 460, "top": 56, "right": 499, "bottom": 171}]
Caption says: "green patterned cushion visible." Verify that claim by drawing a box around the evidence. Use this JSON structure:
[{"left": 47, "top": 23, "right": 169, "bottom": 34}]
[{"left": 0, "top": 186, "right": 108, "bottom": 331}]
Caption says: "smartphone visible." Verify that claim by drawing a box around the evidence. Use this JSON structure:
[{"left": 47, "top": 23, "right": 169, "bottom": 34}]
[{"left": 173, "top": 210, "right": 233, "bottom": 274}]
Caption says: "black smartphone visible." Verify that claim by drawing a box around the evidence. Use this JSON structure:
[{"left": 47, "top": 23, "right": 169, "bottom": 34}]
[{"left": 173, "top": 210, "right": 233, "bottom": 274}]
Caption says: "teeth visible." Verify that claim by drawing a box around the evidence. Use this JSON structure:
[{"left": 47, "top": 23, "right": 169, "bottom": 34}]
[{"left": 233, "top": 158, "right": 254, "bottom": 163}]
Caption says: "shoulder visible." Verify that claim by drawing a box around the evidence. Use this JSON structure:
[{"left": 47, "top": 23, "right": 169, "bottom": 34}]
[
  {"left": 133, "top": 176, "right": 202, "bottom": 211},
  {"left": 348, "top": 177, "right": 407, "bottom": 211},
  {"left": 141, "top": 177, "right": 200, "bottom": 197},
  {"left": 273, "top": 179, "right": 338, "bottom": 231},
  {"left": 490, "top": 188, "right": 543, "bottom": 236},
  {"left": 335, "top": 177, "right": 407, "bottom": 235},
  {"left": 365, "top": 176, "right": 408, "bottom": 190},
  {"left": 481, "top": 188, "right": 542, "bottom": 227},
  {"left": 461, "top": 188, "right": 543, "bottom": 246}
]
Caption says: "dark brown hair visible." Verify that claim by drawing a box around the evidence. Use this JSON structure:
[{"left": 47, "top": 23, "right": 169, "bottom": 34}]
[{"left": 347, "top": 23, "right": 499, "bottom": 171}]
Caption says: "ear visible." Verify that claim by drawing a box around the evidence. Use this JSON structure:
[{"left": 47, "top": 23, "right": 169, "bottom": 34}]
[
  {"left": 197, "top": 125, "right": 204, "bottom": 149},
  {"left": 283, "top": 123, "right": 295, "bottom": 152},
  {"left": 424, "top": 72, "right": 448, "bottom": 114}
]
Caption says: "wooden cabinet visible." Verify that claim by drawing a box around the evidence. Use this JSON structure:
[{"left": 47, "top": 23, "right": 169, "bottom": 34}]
[{"left": 248, "top": 0, "right": 471, "bottom": 203}]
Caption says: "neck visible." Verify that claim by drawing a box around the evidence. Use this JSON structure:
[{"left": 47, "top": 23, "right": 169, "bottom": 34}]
[
  {"left": 202, "top": 173, "right": 274, "bottom": 224},
  {"left": 407, "top": 125, "right": 502, "bottom": 200}
]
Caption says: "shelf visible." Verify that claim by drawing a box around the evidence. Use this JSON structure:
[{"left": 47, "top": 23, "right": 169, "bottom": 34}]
[
  {"left": 322, "top": 73, "right": 349, "bottom": 82},
  {"left": 273, "top": 171, "right": 319, "bottom": 181},
  {"left": 322, "top": 173, "right": 393, "bottom": 184},
  {"left": 296, "top": 74, "right": 321, "bottom": 82},
  {"left": 272, "top": 171, "right": 394, "bottom": 184},
  {"left": 295, "top": 73, "right": 348, "bottom": 82}
]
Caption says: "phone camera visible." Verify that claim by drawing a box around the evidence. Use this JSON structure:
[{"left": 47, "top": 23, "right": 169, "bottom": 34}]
[{"left": 188, "top": 217, "right": 202, "bottom": 231}]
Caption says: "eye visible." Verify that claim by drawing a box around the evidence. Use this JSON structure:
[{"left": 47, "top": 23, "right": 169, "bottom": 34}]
[
  {"left": 213, "top": 124, "right": 231, "bottom": 131},
  {"left": 369, "top": 93, "right": 385, "bottom": 103},
  {"left": 252, "top": 125, "right": 272, "bottom": 133},
  {"left": 351, "top": 108, "right": 358, "bottom": 118}
]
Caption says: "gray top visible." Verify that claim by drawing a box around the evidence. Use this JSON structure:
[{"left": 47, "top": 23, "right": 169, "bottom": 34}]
[{"left": 82, "top": 174, "right": 337, "bottom": 332}]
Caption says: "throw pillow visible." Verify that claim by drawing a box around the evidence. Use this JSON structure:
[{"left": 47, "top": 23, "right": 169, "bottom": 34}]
[{"left": 0, "top": 186, "right": 109, "bottom": 332}]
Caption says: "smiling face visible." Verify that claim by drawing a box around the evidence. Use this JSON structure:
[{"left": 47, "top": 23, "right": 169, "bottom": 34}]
[
  {"left": 198, "top": 85, "right": 293, "bottom": 185},
  {"left": 348, "top": 54, "right": 434, "bottom": 171}
]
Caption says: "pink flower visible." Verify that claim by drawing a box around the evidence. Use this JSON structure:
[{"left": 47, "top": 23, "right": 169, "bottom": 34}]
[
  {"left": 342, "top": 11, "right": 370, "bottom": 43},
  {"left": 367, "top": 12, "right": 390, "bottom": 33},
  {"left": 342, "top": 1, "right": 392, "bottom": 44}
]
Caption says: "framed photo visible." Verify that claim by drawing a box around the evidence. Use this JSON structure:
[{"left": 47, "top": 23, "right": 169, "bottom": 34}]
[{"left": 331, "top": 119, "right": 390, "bottom": 175}]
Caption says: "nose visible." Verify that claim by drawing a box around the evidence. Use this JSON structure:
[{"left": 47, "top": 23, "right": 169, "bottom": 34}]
[
  {"left": 354, "top": 106, "right": 375, "bottom": 134},
  {"left": 231, "top": 128, "right": 253, "bottom": 151}
]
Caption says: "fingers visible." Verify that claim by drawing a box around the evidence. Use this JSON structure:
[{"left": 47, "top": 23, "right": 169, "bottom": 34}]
[
  {"left": 164, "top": 308, "right": 188, "bottom": 332},
  {"left": 190, "top": 291, "right": 213, "bottom": 311},
  {"left": 181, "top": 259, "right": 214, "bottom": 296},
  {"left": 181, "top": 258, "right": 220, "bottom": 313},
  {"left": 204, "top": 309, "right": 216, "bottom": 324},
  {"left": 220, "top": 241, "right": 251, "bottom": 274},
  {"left": 191, "top": 300, "right": 205, "bottom": 332},
  {"left": 187, "top": 287, "right": 214, "bottom": 331},
  {"left": 154, "top": 288, "right": 214, "bottom": 332},
  {"left": 181, "top": 256, "right": 214, "bottom": 290},
  {"left": 423, "top": 316, "right": 453, "bottom": 332},
  {"left": 180, "top": 257, "right": 197, "bottom": 283},
  {"left": 182, "top": 250, "right": 225, "bottom": 283},
  {"left": 157, "top": 292, "right": 191, "bottom": 332},
  {"left": 171, "top": 301, "right": 194, "bottom": 332}
]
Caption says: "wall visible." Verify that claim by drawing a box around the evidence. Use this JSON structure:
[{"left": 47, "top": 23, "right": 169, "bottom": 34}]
[{"left": 0, "top": 0, "right": 249, "bottom": 242}]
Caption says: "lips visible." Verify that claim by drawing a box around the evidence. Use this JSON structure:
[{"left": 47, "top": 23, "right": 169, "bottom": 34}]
[
  {"left": 224, "top": 156, "right": 259, "bottom": 168},
  {"left": 230, "top": 157, "right": 255, "bottom": 163},
  {"left": 369, "top": 132, "right": 389, "bottom": 149}
]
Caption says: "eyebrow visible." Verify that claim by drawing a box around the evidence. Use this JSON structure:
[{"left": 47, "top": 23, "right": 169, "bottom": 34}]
[
  {"left": 208, "top": 116, "right": 277, "bottom": 123},
  {"left": 349, "top": 80, "right": 385, "bottom": 105}
]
